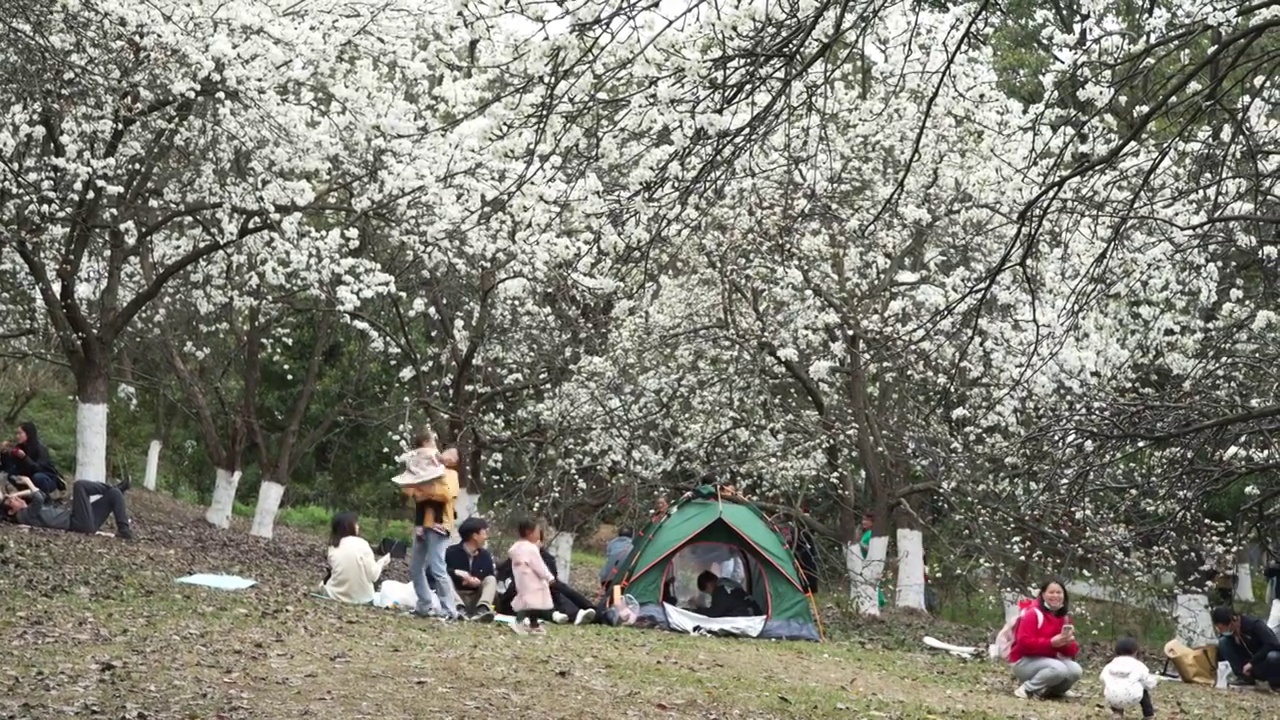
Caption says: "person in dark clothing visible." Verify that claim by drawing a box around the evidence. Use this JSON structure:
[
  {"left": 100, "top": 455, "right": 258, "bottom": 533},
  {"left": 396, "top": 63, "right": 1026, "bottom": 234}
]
[
  {"left": 791, "top": 523, "right": 819, "bottom": 594},
  {"left": 2, "top": 478, "right": 132, "bottom": 539},
  {"left": 1211, "top": 606, "right": 1280, "bottom": 688},
  {"left": 1, "top": 422, "right": 64, "bottom": 495},
  {"left": 496, "top": 534, "right": 599, "bottom": 625},
  {"left": 697, "top": 571, "right": 761, "bottom": 617},
  {"left": 445, "top": 517, "right": 497, "bottom": 621}
]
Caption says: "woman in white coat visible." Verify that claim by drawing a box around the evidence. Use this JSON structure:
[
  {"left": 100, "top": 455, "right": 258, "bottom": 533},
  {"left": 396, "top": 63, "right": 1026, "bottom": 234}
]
[{"left": 323, "top": 512, "right": 390, "bottom": 604}]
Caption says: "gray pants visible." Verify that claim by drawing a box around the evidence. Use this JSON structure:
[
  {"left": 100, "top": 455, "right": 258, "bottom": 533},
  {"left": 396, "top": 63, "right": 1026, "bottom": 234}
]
[
  {"left": 410, "top": 528, "right": 459, "bottom": 617},
  {"left": 1012, "top": 657, "right": 1082, "bottom": 697}
]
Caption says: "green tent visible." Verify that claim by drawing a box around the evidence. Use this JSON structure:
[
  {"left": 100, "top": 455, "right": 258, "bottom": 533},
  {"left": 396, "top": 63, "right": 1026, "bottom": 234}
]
[{"left": 613, "top": 485, "right": 821, "bottom": 641}]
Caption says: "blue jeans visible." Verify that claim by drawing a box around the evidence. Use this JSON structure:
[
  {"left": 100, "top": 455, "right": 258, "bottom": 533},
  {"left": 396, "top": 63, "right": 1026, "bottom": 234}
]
[
  {"left": 30, "top": 472, "right": 58, "bottom": 494},
  {"left": 411, "top": 528, "right": 458, "bottom": 616}
]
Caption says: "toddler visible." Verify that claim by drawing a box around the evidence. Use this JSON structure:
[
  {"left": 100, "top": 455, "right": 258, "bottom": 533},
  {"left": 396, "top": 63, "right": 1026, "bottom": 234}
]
[
  {"left": 1100, "top": 636, "right": 1157, "bottom": 718},
  {"left": 507, "top": 518, "right": 556, "bottom": 635},
  {"left": 392, "top": 429, "right": 446, "bottom": 488}
]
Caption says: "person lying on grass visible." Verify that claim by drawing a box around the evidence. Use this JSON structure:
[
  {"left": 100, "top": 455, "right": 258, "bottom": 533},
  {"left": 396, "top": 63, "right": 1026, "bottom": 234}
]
[{"left": 1, "top": 476, "right": 132, "bottom": 539}]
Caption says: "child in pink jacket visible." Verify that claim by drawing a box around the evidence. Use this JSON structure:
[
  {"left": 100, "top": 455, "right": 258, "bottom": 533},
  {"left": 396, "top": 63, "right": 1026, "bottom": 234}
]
[{"left": 508, "top": 519, "right": 556, "bottom": 635}]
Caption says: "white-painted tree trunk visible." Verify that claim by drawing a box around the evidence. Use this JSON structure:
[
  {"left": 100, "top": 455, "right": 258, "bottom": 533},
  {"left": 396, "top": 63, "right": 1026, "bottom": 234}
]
[
  {"left": 456, "top": 490, "right": 480, "bottom": 523},
  {"left": 249, "top": 480, "right": 286, "bottom": 539},
  {"left": 845, "top": 537, "right": 888, "bottom": 616},
  {"left": 75, "top": 401, "right": 109, "bottom": 483},
  {"left": 205, "top": 468, "right": 242, "bottom": 529},
  {"left": 547, "top": 531, "right": 574, "bottom": 584},
  {"left": 1235, "top": 564, "right": 1255, "bottom": 602},
  {"left": 1173, "top": 593, "right": 1215, "bottom": 648},
  {"left": 894, "top": 528, "right": 927, "bottom": 611},
  {"left": 143, "top": 440, "right": 162, "bottom": 491},
  {"left": 1002, "top": 590, "right": 1023, "bottom": 623},
  {"left": 1268, "top": 599, "right": 1280, "bottom": 634}
]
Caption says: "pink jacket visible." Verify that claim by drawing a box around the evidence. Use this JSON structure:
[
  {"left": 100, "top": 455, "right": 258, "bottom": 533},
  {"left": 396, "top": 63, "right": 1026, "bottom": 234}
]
[{"left": 508, "top": 539, "right": 555, "bottom": 611}]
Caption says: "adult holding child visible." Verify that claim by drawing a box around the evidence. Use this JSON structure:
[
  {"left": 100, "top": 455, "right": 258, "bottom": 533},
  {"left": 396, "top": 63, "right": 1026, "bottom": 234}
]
[
  {"left": 1009, "top": 579, "right": 1082, "bottom": 700},
  {"left": 393, "top": 427, "right": 463, "bottom": 620}
]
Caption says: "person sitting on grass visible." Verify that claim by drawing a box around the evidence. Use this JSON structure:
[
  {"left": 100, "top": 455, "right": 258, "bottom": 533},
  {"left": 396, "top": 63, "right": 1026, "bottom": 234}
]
[
  {"left": 1, "top": 476, "right": 132, "bottom": 539},
  {"left": 445, "top": 517, "right": 497, "bottom": 622},
  {"left": 322, "top": 512, "right": 391, "bottom": 605},
  {"left": 1009, "top": 579, "right": 1081, "bottom": 700},
  {"left": 1211, "top": 606, "right": 1280, "bottom": 690},
  {"left": 0, "top": 422, "right": 65, "bottom": 496}
]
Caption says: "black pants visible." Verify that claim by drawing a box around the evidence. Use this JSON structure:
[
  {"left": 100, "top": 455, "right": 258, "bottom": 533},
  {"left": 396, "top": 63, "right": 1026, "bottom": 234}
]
[
  {"left": 1218, "top": 640, "right": 1280, "bottom": 687},
  {"left": 499, "top": 581, "right": 598, "bottom": 620},
  {"left": 70, "top": 481, "right": 129, "bottom": 534},
  {"left": 515, "top": 608, "right": 555, "bottom": 628},
  {"left": 1111, "top": 689, "right": 1154, "bottom": 717}
]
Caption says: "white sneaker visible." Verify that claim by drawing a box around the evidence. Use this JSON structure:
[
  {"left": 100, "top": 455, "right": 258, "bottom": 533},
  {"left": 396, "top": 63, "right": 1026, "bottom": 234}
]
[
  {"left": 552, "top": 611, "right": 570, "bottom": 624},
  {"left": 1014, "top": 685, "right": 1029, "bottom": 700},
  {"left": 511, "top": 620, "right": 528, "bottom": 635},
  {"left": 575, "top": 608, "right": 597, "bottom": 625}
]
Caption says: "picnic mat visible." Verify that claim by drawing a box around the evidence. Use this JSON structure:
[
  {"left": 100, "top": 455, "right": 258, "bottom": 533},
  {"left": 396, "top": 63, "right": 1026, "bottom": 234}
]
[{"left": 175, "top": 573, "right": 258, "bottom": 590}]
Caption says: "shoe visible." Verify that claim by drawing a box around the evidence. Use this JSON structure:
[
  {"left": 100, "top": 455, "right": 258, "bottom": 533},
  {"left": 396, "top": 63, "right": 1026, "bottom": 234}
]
[
  {"left": 116, "top": 526, "right": 135, "bottom": 541},
  {"left": 1013, "top": 685, "right": 1029, "bottom": 700},
  {"left": 455, "top": 604, "right": 469, "bottom": 619},
  {"left": 552, "top": 611, "right": 570, "bottom": 625},
  {"left": 1229, "top": 677, "right": 1256, "bottom": 687},
  {"left": 530, "top": 625, "right": 547, "bottom": 635},
  {"left": 1061, "top": 690, "right": 1080, "bottom": 699},
  {"left": 574, "top": 608, "right": 596, "bottom": 625},
  {"left": 473, "top": 604, "right": 495, "bottom": 623},
  {"left": 115, "top": 476, "right": 131, "bottom": 493},
  {"left": 511, "top": 620, "right": 528, "bottom": 635}
]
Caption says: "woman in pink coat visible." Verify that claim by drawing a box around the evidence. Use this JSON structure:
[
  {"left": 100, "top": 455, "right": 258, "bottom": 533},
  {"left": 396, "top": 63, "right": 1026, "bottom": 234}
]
[{"left": 508, "top": 518, "right": 556, "bottom": 634}]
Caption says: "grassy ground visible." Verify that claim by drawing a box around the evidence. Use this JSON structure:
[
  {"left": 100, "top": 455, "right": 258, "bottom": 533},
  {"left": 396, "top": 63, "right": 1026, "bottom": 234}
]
[{"left": 3, "top": 492, "right": 1279, "bottom": 719}]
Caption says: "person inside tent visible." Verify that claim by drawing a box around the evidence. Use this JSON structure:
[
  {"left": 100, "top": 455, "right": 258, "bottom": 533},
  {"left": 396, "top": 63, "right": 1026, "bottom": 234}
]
[
  {"left": 1210, "top": 606, "right": 1280, "bottom": 689},
  {"left": 696, "top": 570, "right": 761, "bottom": 618},
  {"left": 1009, "top": 579, "right": 1082, "bottom": 700},
  {"left": 2, "top": 475, "right": 132, "bottom": 539},
  {"left": 0, "top": 422, "right": 65, "bottom": 495}
]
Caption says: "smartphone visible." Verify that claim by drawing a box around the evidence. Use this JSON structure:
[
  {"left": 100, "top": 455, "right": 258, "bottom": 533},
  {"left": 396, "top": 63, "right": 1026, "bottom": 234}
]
[{"left": 1062, "top": 624, "right": 1075, "bottom": 633}]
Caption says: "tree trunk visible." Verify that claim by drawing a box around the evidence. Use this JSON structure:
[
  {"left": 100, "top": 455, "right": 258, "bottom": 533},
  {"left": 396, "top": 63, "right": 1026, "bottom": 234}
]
[
  {"left": 143, "top": 439, "right": 162, "bottom": 491},
  {"left": 73, "top": 357, "right": 110, "bottom": 483},
  {"left": 1236, "top": 563, "right": 1255, "bottom": 602},
  {"left": 205, "top": 467, "right": 242, "bottom": 529},
  {"left": 250, "top": 478, "right": 286, "bottom": 539},
  {"left": 894, "top": 526, "right": 927, "bottom": 611},
  {"left": 845, "top": 535, "right": 888, "bottom": 616},
  {"left": 547, "top": 531, "right": 574, "bottom": 584},
  {"left": 1173, "top": 593, "right": 1214, "bottom": 647}
]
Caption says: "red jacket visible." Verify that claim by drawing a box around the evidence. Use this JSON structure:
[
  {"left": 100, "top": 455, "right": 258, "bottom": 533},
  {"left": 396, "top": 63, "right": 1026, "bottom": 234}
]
[{"left": 1009, "top": 605, "right": 1079, "bottom": 663}]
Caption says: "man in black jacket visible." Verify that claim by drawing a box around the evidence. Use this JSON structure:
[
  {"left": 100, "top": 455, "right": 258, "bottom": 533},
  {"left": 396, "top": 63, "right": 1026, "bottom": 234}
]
[
  {"left": 1211, "top": 606, "right": 1280, "bottom": 688},
  {"left": 444, "top": 518, "right": 496, "bottom": 622}
]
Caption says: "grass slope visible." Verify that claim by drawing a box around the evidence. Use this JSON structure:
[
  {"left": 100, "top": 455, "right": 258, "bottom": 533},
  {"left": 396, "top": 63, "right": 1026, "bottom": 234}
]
[{"left": 1, "top": 492, "right": 1277, "bottom": 719}]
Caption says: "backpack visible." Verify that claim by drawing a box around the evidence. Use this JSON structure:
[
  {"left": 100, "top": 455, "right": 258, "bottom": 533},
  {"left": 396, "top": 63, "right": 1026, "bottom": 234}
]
[{"left": 990, "top": 598, "right": 1043, "bottom": 661}]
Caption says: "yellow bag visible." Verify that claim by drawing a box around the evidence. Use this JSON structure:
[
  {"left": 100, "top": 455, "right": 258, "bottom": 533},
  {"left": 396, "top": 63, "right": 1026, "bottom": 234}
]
[{"left": 1163, "top": 639, "right": 1218, "bottom": 685}]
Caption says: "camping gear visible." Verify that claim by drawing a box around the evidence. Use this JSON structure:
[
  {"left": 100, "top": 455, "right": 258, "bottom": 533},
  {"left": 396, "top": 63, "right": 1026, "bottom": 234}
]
[
  {"left": 990, "top": 598, "right": 1042, "bottom": 661},
  {"left": 1162, "top": 638, "right": 1218, "bottom": 685},
  {"left": 606, "top": 484, "right": 822, "bottom": 641},
  {"left": 175, "top": 574, "right": 257, "bottom": 590}
]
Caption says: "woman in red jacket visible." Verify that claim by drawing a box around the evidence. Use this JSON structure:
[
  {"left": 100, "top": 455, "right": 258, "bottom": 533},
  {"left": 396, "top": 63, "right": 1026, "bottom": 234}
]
[{"left": 1010, "top": 579, "right": 1082, "bottom": 699}]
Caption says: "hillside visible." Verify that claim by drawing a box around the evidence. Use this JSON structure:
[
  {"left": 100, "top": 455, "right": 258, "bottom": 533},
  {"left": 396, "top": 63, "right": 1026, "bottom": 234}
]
[{"left": 0, "top": 490, "right": 1274, "bottom": 719}]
